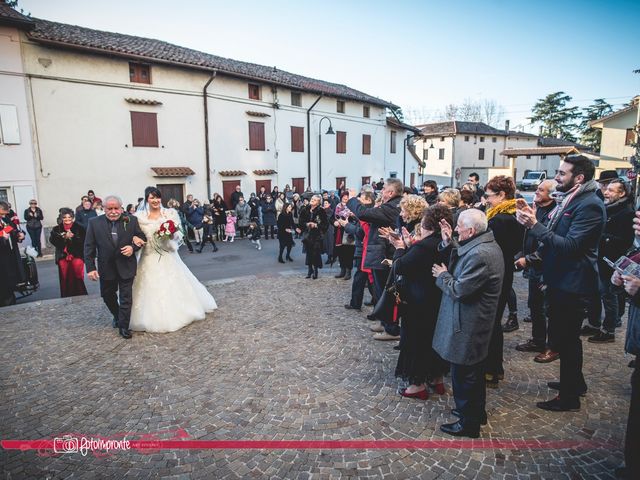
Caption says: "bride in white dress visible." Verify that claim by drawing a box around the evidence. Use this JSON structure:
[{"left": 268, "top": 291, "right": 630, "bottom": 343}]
[{"left": 129, "top": 187, "right": 217, "bottom": 333}]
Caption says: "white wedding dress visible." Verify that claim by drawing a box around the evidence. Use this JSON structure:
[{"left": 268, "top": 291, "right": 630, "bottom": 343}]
[{"left": 129, "top": 208, "right": 217, "bottom": 333}]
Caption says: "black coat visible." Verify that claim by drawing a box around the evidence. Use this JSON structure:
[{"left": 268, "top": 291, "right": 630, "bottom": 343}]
[
  {"left": 598, "top": 200, "right": 635, "bottom": 280},
  {"left": 230, "top": 191, "right": 244, "bottom": 209},
  {"left": 84, "top": 215, "right": 146, "bottom": 280},
  {"left": 277, "top": 211, "right": 295, "bottom": 246},
  {"left": 518, "top": 201, "right": 555, "bottom": 280},
  {"left": 261, "top": 200, "right": 277, "bottom": 226},
  {"left": 248, "top": 197, "right": 260, "bottom": 219},
  {"left": 50, "top": 222, "right": 86, "bottom": 263},
  {"left": 75, "top": 208, "right": 97, "bottom": 230},
  {"left": 529, "top": 189, "right": 606, "bottom": 295},
  {"left": 0, "top": 216, "right": 22, "bottom": 300},
  {"left": 299, "top": 205, "right": 328, "bottom": 266},
  {"left": 393, "top": 234, "right": 448, "bottom": 382},
  {"left": 488, "top": 212, "right": 525, "bottom": 294},
  {"left": 24, "top": 207, "right": 43, "bottom": 229},
  {"left": 349, "top": 195, "right": 401, "bottom": 269}
]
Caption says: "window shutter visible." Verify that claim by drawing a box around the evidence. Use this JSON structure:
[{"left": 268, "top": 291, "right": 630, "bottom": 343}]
[
  {"left": 249, "top": 121, "right": 266, "bottom": 150},
  {"left": 336, "top": 131, "right": 347, "bottom": 154},
  {"left": 362, "top": 134, "right": 371, "bottom": 155},
  {"left": 130, "top": 111, "right": 158, "bottom": 147},
  {"left": 0, "top": 105, "right": 21, "bottom": 144},
  {"left": 390, "top": 131, "right": 397, "bottom": 153},
  {"left": 291, "top": 126, "right": 304, "bottom": 152}
]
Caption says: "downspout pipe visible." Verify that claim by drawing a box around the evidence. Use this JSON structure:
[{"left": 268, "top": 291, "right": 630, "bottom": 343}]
[
  {"left": 307, "top": 96, "right": 322, "bottom": 190},
  {"left": 203, "top": 70, "right": 217, "bottom": 200}
]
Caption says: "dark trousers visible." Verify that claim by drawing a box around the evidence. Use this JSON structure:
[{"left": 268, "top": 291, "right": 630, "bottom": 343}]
[
  {"left": 263, "top": 225, "right": 275, "bottom": 239},
  {"left": 27, "top": 226, "right": 42, "bottom": 255},
  {"left": 588, "top": 278, "right": 622, "bottom": 333},
  {"left": 451, "top": 362, "right": 486, "bottom": 429},
  {"left": 625, "top": 362, "right": 639, "bottom": 477},
  {"left": 547, "top": 288, "right": 587, "bottom": 402},
  {"left": 372, "top": 267, "right": 389, "bottom": 304},
  {"left": 528, "top": 278, "right": 549, "bottom": 346},
  {"left": 485, "top": 285, "right": 508, "bottom": 377},
  {"left": 507, "top": 287, "right": 517, "bottom": 313},
  {"left": 278, "top": 244, "right": 292, "bottom": 259},
  {"left": 100, "top": 276, "right": 134, "bottom": 329},
  {"left": 349, "top": 257, "right": 374, "bottom": 309},
  {"left": 336, "top": 245, "right": 355, "bottom": 272},
  {"left": 238, "top": 226, "right": 247, "bottom": 238}
]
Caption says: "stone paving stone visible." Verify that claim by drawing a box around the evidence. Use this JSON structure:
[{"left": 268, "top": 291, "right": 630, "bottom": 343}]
[{"left": 0, "top": 273, "right": 631, "bottom": 478}]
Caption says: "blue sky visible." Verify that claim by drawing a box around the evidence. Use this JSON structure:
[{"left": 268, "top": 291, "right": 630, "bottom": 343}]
[{"left": 18, "top": 0, "right": 640, "bottom": 131}]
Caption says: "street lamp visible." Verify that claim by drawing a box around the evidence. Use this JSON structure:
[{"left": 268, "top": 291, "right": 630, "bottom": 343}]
[
  {"left": 318, "top": 116, "right": 335, "bottom": 191},
  {"left": 403, "top": 133, "right": 419, "bottom": 186}
]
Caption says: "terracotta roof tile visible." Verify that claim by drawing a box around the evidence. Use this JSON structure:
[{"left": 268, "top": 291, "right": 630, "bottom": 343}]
[
  {"left": 0, "top": 3, "right": 35, "bottom": 29},
  {"left": 218, "top": 170, "right": 246, "bottom": 177},
  {"left": 501, "top": 146, "right": 579, "bottom": 157},
  {"left": 253, "top": 169, "right": 277, "bottom": 175},
  {"left": 28, "top": 18, "right": 396, "bottom": 109},
  {"left": 151, "top": 167, "right": 195, "bottom": 177},
  {"left": 125, "top": 98, "right": 163, "bottom": 105}
]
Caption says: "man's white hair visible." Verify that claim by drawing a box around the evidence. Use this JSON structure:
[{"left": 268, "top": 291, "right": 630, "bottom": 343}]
[
  {"left": 103, "top": 195, "right": 123, "bottom": 207},
  {"left": 539, "top": 179, "right": 556, "bottom": 193},
  {"left": 458, "top": 208, "right": 488, "bottom": 233}
]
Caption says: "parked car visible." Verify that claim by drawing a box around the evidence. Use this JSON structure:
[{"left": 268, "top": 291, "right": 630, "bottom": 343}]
[{"left": 520, "top": 171, "right": 547, "bottom": 190}]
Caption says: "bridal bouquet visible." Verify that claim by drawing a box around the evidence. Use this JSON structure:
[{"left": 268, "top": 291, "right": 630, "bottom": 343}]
[
  {"left": 156, "top": 219, "right": 177, "bottom": 239},
  {"left": 153, "top": 219, "right": 178, "bottom": 258}
]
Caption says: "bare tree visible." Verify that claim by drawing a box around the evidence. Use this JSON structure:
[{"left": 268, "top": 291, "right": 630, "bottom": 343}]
[{"left": 481, "top": 99, "right": 505, "bottom": 127}]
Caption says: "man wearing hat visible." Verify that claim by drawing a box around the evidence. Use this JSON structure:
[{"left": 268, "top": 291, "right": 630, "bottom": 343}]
[{"left": 596, "top": 170, "right": 620, "bottom": 200}]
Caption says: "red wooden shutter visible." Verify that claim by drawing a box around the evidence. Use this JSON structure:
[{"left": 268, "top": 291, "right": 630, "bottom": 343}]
[
  {"left": 291, "top": 126, "right": 304, "bottom": 152},
  {"left": 130, "top": 111, "right": 158, "bottom": 147},
  {"left": 336, "top": 131, "right": 347, "bottom": 154},
  {"left": 362, "top": 134, "right": 371, "bottom": 155},
  {"left": 249, "top": 122, "right": 265, "bottom": 150}
]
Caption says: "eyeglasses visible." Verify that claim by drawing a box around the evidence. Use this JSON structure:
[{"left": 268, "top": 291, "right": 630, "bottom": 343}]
[
  {"left": 29, "top": 202, "right": 37, "bottom": 205},
  {"left": 483, "top": 192, "right": 498, "bottom": 199}
]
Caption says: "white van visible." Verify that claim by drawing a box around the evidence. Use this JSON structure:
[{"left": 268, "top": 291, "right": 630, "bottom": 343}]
[{"left": 521, "top": 171, "right": 547, "bottom": 191}]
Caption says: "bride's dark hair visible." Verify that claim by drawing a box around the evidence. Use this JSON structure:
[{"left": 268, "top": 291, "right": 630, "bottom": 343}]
[{"left": 145, "top": 186, "right": 162, "bottom": 200}]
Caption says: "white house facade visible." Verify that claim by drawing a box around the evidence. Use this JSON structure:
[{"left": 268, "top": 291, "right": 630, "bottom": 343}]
[
  {"left": 3, "top": 9, "right": 414, "bottom": 227},
  {"left": 0, "top": 7, "right": 39, "bottom": 224},
  {"left": 414, "top": 121, "right": 592, "bottom": 186},
  {"left": 590, "top": 96, "right": 639, "bottom": 173}
]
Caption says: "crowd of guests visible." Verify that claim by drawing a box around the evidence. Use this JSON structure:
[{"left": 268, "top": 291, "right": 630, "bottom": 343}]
[{"left": 1, "top": 162, "right": 639, "bottom": 476}]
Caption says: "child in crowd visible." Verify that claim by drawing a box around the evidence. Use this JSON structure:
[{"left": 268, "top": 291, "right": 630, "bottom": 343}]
[
  {"left": 224, "top": 210, "right": 237, "bottom": 242},
  {"left": 247, "top": 222, "right": 261, "bottom": 250}
]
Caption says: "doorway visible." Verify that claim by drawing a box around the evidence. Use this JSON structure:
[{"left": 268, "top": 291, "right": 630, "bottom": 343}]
[
  {"left": 156, "top": 184, "right": 184, "bottom": 206},
  {"left": 255, "top": 179, "right": 271, "bottom": 196},
  {"left": 291, "top": 177, "right": 305, "bottom": 194},
  {"left": 222, "top": 180, "right": 241, "bottom": 208}
]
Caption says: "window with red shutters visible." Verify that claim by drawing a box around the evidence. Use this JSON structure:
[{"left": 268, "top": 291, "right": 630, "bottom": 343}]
[
  {"left": 249, "top": 121, "right": 265, "bottom": 150},
  {"left": 129, "top": 62, "right": 151, "bottom": 84},
  {"left": 626, "top": 128, "right": 635, "bottom": 146},
  {"left": 248, "top": 83, "right": 261, "bottom": 100},
  {"left": 130, "top": 111, "right": 158, "bottom": 147},
  {"left": 291, "top": 126, "right": 304, "bottom": 152},
  {"left": 362, "top": 134, "right": 371, "bottom": 155},
  {"left": 336, "top": 131, "right": 347, "bottom": 154}
]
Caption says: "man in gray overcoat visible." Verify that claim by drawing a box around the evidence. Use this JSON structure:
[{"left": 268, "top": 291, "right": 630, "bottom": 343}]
[{"left": 432, "top": 209, "right": 504, "bottom": 438}]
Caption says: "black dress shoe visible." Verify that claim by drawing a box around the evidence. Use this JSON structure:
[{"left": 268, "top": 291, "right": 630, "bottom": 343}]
[
  {"left": 119, "top": 328, "right": 132, "bottom": 339},
  {"left": 547, "top": 381, "right": 587, "bottom": 397},
  {"left": 344, "top": 304, "right": 361, "bottom": 311},
  {"left": 112, "top": 317, "right": 118, "bottom": 328},
  {"left": 286, "top": 256, "right": 293, "bottom": 262},
  {"left": 366, "top": 313, "right": 377, "bottom": 321},
  {"left": 502, "top": 314, "right": 519, "bottom": 333},
  {"left": 536, "top": 396, "right": 580, "bottom": 412},
  {"left": 451, "top": 409, "right": 487, "bottom": 425},
  {"left": 439, "top": 420, "right": 480, "bottom": 438}
]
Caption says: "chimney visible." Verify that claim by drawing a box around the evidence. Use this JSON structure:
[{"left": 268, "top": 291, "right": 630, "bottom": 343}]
[{"left": 504, "top": 120, "right": 510, "bottom": 134}]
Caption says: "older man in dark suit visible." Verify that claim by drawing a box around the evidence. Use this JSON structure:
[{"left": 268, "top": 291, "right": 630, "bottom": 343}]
[
  {"left": 432, "top": 208, "right": 505, "bottom": 438},
  {"left": 84, "top": 195, "right": 146, "bottom": 339}
]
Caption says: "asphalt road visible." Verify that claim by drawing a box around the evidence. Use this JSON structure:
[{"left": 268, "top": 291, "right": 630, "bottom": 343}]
[{"left": 15, "top": 236, "right": 313, "bottom": 305}]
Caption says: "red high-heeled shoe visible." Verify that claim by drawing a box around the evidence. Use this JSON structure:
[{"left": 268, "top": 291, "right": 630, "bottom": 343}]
[
  {"left": 401, "top": 388, "right": 429, "bottom": 400},
  {"left": 432, "top": 383, "right": 446, "bottom": 395}
]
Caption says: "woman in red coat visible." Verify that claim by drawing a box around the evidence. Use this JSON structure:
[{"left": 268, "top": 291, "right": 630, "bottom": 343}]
[{"left": 49, "top": 208, "right": 88, "bottom": 298}]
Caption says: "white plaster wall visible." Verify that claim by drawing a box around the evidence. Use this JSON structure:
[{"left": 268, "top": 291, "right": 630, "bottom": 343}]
[{"left": 0, "top": 26, "right": 38, "bottom": 228}]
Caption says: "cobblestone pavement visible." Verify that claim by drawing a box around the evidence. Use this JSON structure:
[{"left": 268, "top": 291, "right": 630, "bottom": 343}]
[{"left": 0, "top": 273, "right": 631, "bottom": 479}]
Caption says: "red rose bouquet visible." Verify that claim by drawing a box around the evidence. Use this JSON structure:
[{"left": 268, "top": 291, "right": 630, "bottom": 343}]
[{"left": 156, "top": 219, "right": 177, "bottom": 239}]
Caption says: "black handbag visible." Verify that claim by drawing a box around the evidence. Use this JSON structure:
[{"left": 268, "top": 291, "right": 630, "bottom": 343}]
[{"left": 371, "top": 264, "right": 405, "bottom": 321}]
